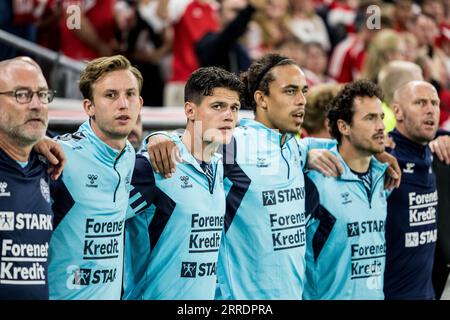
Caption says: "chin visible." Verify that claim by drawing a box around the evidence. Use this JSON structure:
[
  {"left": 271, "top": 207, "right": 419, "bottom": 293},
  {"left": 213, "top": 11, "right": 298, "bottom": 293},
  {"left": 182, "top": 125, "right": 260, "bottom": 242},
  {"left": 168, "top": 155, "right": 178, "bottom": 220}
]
[
  {"left": 285, "top": 126, "right": 300, "bottom": 135},
  {"left": 115, "top": 127, "right": 134, "bottom": 137},
  {"left": 23, "top": 129, "right": 46, "bottom": 141},
  {"left": 371, "top": 145, "right": 385, "bottom": 154},
  {"left": 209, "top": 132, "right": 233, "bottom": 145},
  {"left": 223, "top": 135, "right": 233, "bottom": 145}
]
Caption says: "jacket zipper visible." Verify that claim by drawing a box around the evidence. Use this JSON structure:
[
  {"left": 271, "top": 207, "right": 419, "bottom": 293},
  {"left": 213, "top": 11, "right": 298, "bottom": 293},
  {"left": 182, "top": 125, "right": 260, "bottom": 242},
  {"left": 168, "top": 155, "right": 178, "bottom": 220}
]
[
  {"left": 368, "top": 173, "right": 385, "bottom": 209},
  {"left": 280, "top": 136, "right": 290, "bottom": 179},
  {"left": 113, "top": 148, "right": 126, "bottom": 202},
  {"left": 193, "top": 162, "right": 218, "bottom": 194}
]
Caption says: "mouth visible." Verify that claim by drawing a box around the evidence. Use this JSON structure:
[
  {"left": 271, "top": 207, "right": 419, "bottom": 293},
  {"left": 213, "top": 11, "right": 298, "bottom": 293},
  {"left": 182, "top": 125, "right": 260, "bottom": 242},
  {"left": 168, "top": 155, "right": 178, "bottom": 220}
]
[
  {"left": 423, "top": 119, "right": 436, "bottom": 128},
  {"left": 26, "top": 118, "right": 45, "bottom": 125},
  {"left": 292, "top": 110, "right": 305, "bottom": 124},
  {"left": 218, "top": 126, "right": 233, "bottom": 132},
  {"left": 115, "top": 115, "right": 131, "bottom": 124},
  {"left": 373, "top": 134, "right": 385, "bottom": 143}
]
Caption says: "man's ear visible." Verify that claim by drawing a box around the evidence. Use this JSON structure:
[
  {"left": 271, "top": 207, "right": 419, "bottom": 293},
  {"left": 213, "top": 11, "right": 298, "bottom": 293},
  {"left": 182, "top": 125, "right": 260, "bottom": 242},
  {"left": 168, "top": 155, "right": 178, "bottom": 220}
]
[
  {"left": 392, "top": 103, "right": 404, "bottom": 121},
  {"left": 254, "top": 90, "right": 267, "bottom": 110},
  {"left": 184, "top": 102, "right": 195, "bottom": 121},
  {"left": 139, "top": 96, "right": 143, "bottom": 111},
  {"left": 83, "top": 99, "right": 95, "bottom": 118},
  {"left": 337, "top": 119, "right": 350, "bottom": 137}
]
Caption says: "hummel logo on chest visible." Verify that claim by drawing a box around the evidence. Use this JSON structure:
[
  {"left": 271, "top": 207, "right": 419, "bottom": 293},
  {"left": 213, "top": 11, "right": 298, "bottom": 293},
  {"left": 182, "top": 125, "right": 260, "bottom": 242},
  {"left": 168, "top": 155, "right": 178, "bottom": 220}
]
[
  {"left": 86, "top": 174, "right": 99, "bottom": 188},
  {"left": 180, "top": 176, "right": 193, "bottom": 188},
  {"left": 403, "top": 163, "right": 415, "bottom": 174}
]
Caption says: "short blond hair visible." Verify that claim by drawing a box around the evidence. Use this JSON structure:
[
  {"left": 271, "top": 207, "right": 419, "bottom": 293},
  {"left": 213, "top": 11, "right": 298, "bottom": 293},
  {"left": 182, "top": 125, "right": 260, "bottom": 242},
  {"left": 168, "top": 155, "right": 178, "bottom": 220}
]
[
  {"left": 361, "top": 29, "right": 404, "bottom": 83},
  {"left": 378, "top": 60, "right": 423, "bottom": 105},
  {"left": 79, "top": 55, "right": 143, "bottom": 100},
  {"left": 304, "top": 83, "right": 341, "bottom": 135}
]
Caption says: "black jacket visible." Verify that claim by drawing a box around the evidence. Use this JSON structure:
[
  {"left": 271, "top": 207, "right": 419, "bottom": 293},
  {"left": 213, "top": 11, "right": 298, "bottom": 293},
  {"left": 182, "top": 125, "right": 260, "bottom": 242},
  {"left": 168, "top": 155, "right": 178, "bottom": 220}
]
[{"left": 0, "top": 148, "right": 53, "bottom": 299}]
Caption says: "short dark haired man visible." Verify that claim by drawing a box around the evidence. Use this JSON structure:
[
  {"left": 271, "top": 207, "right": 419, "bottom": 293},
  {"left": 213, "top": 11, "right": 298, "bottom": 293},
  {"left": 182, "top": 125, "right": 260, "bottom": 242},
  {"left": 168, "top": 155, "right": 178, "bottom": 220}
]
[{"left": 123, "top": 66, "right": 244, "bottom": 299}]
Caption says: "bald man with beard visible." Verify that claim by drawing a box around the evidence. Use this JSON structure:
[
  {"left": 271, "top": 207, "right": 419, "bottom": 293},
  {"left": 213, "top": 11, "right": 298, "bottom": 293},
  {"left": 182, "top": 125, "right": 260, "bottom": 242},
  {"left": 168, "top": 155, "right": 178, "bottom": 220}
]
[
  {"left": 0, "top": 58, "right": 58, "bottom": 299},
  {"left": 384, "top": 81, "right": 444, "bottom": 300}
]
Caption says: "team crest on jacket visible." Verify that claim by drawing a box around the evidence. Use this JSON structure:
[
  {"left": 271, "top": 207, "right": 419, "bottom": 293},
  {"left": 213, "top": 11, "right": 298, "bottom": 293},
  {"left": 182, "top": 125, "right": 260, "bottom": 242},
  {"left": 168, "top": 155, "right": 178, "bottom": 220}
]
[
  {"left": 40, "top": 178, "right": 50, "bottom": 203},
  {"left": 0, "top": 182, "right": 10, "bottom": 197}
]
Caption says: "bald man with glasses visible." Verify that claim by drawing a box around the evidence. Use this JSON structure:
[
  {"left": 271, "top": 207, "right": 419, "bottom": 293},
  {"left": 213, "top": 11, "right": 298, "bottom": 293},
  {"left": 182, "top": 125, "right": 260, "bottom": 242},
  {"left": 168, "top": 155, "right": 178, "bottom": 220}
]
[{"left": 0, "top": 57, "right": 63, "bottom": 300}]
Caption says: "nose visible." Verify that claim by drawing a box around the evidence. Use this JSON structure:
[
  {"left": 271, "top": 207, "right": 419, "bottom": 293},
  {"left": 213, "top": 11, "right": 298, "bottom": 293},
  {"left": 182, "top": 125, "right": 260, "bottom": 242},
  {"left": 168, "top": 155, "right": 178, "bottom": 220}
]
[
  {"left": 424, "top": 101, "right": 438, "bottom": 115},
  {"left": 376, "top": 117, "right": 385, "bottom": 131},
  {"left": 118, "top": 93, "right": 130, "bottom": 109},
  {"left": 223, "top": 106, "right": 234, "bottom": 121},
  {"left": 295, "top": 91, "right": 306, "bottom": 106},
  {"left": 29, "top": 92, "right": 45, "bottom": 110}
]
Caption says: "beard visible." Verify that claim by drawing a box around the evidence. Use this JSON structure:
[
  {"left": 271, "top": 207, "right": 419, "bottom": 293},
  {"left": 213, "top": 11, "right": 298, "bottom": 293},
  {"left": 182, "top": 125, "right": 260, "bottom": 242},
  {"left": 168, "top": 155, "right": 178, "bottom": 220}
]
[{"left": 1, "top": 121, "right": 47, "bottom": 147}]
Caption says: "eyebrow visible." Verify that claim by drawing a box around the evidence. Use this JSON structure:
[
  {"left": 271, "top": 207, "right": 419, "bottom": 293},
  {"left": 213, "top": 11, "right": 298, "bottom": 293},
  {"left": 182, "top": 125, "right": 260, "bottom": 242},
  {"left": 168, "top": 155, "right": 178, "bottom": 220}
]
[
  {"left": 282, "top": 84, "right": 299, "bottom": 90},
  {"left": 104, "top": 87, "right": 137, "bottom": 92},
  {"left": 210, "top": 100, "right": 240, "bottom": 106},
  {"left": 414, "top": 97, "right": 440, "bottom": 103},
  {"left": 12, "top": 85, "right": 48, "bottom": 91},
  {"left": 363, "top": 112, "right": 384, "bottom": 118}
]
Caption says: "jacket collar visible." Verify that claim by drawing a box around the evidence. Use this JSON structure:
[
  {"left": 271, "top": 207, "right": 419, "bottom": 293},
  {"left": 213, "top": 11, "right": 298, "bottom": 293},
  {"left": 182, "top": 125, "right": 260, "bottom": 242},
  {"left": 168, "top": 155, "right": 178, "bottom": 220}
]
[
  {"left": 240, "top": 118, "right": 295, "bottom": 146},
  {"left": 79, "top": 120, "right": 133, "bottom": 164},
  {"left": 330, "top": 145, "right": 388, "bottom": 182},
  {"left": 389, "top": 129, "right": 428, "bottom": 155},
  {"left": 0, "top": 148, "right": 44, "bottom": 177},
  {"left": 171, "top": 133, "right": 222, "bottom": 172}
]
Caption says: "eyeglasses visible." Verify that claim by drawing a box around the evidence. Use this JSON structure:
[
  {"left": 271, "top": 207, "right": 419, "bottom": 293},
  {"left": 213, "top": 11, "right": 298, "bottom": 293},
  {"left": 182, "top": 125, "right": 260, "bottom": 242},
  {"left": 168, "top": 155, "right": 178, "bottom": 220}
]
[{"left": 0, "top": 89, "right": 56, "bottom": 104}]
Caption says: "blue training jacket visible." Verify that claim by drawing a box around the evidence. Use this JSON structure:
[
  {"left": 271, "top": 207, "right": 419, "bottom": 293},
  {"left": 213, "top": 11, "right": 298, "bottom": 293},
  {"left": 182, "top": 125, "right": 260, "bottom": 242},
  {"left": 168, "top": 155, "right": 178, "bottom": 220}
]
[
  {"left": 384, "top": 129, "right": 438, "bottom": 300},
  {"left": 216, "top": 118, "right": 334, "bottom": 300},
  {"left": 48, "top": 120, "right": 135, "bottom": 300},
  {"left": 0, "top": 149, "right": 53, "bottom": 300},
  {"left": 304, "top": 145, "right": 389, "bottom": 300},
  {"left": 123, "top": 135, "right": 225, "bottom": 299}
]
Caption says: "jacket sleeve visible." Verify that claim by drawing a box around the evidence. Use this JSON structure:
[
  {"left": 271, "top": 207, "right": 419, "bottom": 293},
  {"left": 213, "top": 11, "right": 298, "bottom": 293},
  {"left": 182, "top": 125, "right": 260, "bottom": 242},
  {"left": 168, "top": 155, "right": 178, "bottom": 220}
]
[{"left": 126, "top": 154, "right": 157, "bottom": 219}]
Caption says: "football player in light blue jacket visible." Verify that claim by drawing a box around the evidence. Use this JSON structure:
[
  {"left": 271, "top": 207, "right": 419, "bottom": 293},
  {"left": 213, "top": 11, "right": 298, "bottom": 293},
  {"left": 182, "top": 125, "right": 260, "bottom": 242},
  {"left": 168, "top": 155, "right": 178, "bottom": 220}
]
[
  {"left": 304, "top": 80, "right": 391, "bottom": 300},
  {"left": 123, "top": 67, "right": 244, "bottom": 300},
  {"left": 144, "top": 54, "right": 343, "bottom": 299},
  {"left": 48, "top": 55, "right": 143, "bottom": 300}
]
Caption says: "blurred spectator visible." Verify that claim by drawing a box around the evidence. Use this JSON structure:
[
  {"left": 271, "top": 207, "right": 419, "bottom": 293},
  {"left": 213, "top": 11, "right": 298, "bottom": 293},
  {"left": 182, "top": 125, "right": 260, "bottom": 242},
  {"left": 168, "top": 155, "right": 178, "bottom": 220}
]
[
  {"left": 243, "top": 0, "right": 293, "bottom": 60},
  {"left": 441, "top": 26, "right": 450, "bottom": 65},
  {"left": 328, "top": 0, "right": 388, "bottom": 83},
  {"left": 196, "top": 0, "right": 266, "bottom": 76},
  {"left": 302, "top": 42, "right": 336, "bottom": 86},
  {"left": 275, "top": 38, "right": 306, "bottom": 66},
  {"left": 287, "top": 0, "right": 331, "bottom": 51},
  {"left": 0, "top": 0, "right": 53, "bottom": 59},
  {"left": 301, "top": 83, "right": 341, "bottom": 138},
  {"left": 326, "top": 0, "right": 358, "bottom": 46},
  {"left": 59, "top": 0, "right": 119, "bottom": 60},
  {"left": 378, "top": 60, "right": 424, "bottom": 132},
  {"left": 117, "top": 0, "right": 172, "bottom": 106},
  {"left": 402, "top": 31, "right": 420, "bottom": 62},
  {"left": 55, "top": 0, "right": 119, "bottom": 98},
  {"left": 139, "top": 0, "right": 220, "bottom": 107},
  {"left": 392, "top": 0, "right": 414, "bottom": 31},
  {"left": 361, "top": 28, "right": 407, "bottom": 83},
  {"left": 408, "top": 14, "right": 447, "bottom": 87},
  {"left": 409, "top": 13, "right": 450, "bottom": 127},
  {"left": 422, "top": 0, "right": 445, "bottom": 26}
]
